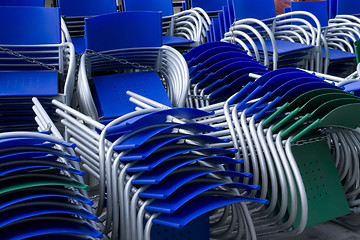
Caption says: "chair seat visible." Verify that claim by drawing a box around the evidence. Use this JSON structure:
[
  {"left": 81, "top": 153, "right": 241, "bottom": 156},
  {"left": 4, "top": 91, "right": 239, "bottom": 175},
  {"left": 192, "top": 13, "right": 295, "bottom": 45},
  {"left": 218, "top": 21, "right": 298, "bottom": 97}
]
[
  {"left": 0, "top": 71, "right": 58, "bottom": 97},
  {"left": 322, "top": 47, "right": 356, "bottom": 61},
  {"left": 252, "top": 40, "right": 314, "bottom": 55},
  {"left": 92, "top": 71, "right": 172, "bottom": 119},
  {"left": 163, "top": 35, "right": 194, "bottom": 46}
]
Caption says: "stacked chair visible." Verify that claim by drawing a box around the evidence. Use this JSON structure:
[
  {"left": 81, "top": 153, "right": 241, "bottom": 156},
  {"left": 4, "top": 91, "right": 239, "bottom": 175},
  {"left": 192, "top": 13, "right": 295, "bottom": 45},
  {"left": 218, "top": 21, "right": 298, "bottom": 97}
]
[
  {"left": 77, "top": 11, "right": 189, "bottom": 121},
  {"left": 0, "top": 0, "right": 44, "bottom": 6},
  {"left": 289, "top": 0, "right": 358, "bottom": 77},
  {"left": 128, "top": 42, "right": 360, "bottom": 238},
  {"left": 0, "top": 129, "right": 102, "bottom": 239},
  {"left": 121, "top": 0, "right": 211, "bottom": 48},
  {"left": 0, "top": 6, "right": 75, "bottom": 132},
  {"left": 205, "top": 0, "right": 323, "bottom": 72},
  {"left": 33, "top": 97, "right": 268, "bottom": 239}
]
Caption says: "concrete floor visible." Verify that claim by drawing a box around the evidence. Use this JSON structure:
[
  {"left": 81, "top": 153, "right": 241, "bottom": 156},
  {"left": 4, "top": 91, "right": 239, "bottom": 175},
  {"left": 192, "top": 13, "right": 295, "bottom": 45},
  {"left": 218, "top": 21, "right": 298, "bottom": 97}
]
[{"left": 267, "top": 215, "right": 360, "bottom": 240}]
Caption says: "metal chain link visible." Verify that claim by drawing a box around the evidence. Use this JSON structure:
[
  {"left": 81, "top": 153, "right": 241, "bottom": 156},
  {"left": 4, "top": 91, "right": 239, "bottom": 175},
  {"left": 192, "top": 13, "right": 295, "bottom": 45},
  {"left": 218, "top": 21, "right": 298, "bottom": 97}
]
[
  {"left": 84, "top": 49, "right": 158, "bottom": 72},
  {"left": 292, "top": 135, "right": 329, "bottom": 147},
  {"left": 0, "top": 46, "right": 61, "bottom": 73}
]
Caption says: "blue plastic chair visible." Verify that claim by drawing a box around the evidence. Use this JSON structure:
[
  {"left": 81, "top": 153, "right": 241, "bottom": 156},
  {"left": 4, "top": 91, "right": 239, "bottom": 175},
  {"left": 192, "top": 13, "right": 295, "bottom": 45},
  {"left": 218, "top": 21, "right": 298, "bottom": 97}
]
[
  {"left": 0, "top": 6, "right": 76, "bottom": 132},
  {"left": 222, "top": 0, "right": 323, "bottom": 72},
  {"left": 0, "top": 131, "right": 101, "bottom": 239},
  {"left": 78, "top": 11, "right": 189, "bottom": 120},
  {"left": 58, "top": 0, "right": 117, "bottom": 53},
  {"left": 122, "top": 0, "right": 211, "bottom": 46},
  {"left": 290, "top": 0, "right": 357, "bottom": 76}
]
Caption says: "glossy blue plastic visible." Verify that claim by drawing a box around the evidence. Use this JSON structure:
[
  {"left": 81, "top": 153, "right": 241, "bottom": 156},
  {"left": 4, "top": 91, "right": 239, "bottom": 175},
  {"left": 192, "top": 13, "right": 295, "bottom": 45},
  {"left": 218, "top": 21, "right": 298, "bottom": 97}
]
[
  {"left": 204, "top": 66, "right": 267, "bottom": 95},
  {"left": 211, "top": 18, "right": 221, "bottom": 42},
  {"left": 127, "top": 147, "right": 237, "bottom": 172},
  {"left": 196, "top": 60, "right": 263, "bottom": 89},
  {"left": 0, "top": 216, "right": 103, "bottom": 239},
  {"left": 92, "top": 71, "right": 171, "bottom": 119},
  {"left": 232, "top": 0, "right": 276, "bottom": 20},
  {"left": 0, "top": 72, "right": 58, "bottom": 97},
  {"left": 152, "top": 195, "right": 267, "bottom": 229},
  {"left": 191, "top": 57, "right": 258, "bottom": 84},
  {"left": 0, "top": 6, "right": 61, "bottom": 44},
  {"left": 106, "top": 108, "right": 213, "bottom": 134},
  {"left": 113, "top": 122, "right": 219, "bottom": 150},
  {"left": 324, "top": 48, "right": 356, "bottom": 61},
  {"left": 58, "top": 0, "right": 116, "bottom": 16},
  {"left": 146, "top": 182, "right": 258, "bottom": 213},
  {"left": 189, "top": 50, "right": 251, "bottom": 74},
  {"left": 85, "top": 11, "right": 162, "bottom": 51},
  {"left": 25, "top": 234, "right": 96, "bottom": 240},
  {"left": 162, "top": 36, "right": 194, "bottom": 46},
  {"left": 218, "top": 12, "right": 225, "bottom": 38},
  {"left": 0, "top": 201, "right": 97, "bottom": 228},
  {"left": 0, "top": 160, "right": 84, "bottom": 177},
  {"left": 183, "top": 41, "right": 237, "bottom": 61},
  {"left": 0, "top": 0, "right": 44, "bottom": 6},
  {"left": 139, "top": 169, "right": 252, "bottom": 199},
  {"left": 222, "top": 5, "right": 231, "bottom": 32},
  {"left": 290, "top": 1, "right": 329, "bottom": 27},
  {"left": 0, "top": 186, "right": 92, "bottom": 210},
  {"left": 123, "top": 0, "right": 174, "bottom": 16},
  {"left": 190, "top": 0, "right": 228, "bottom": 11},
  {"left": 119, "top": 135, "right": 229, "bottom": 161},
  {"left": 132, "top": 156, "right": 243, "bottom": 185},
  {"left": 188, "top": 46, "right": 247, "bottom": 68},
  {"left": 252, "top": 39, "right": 314, "bottom": 55}
]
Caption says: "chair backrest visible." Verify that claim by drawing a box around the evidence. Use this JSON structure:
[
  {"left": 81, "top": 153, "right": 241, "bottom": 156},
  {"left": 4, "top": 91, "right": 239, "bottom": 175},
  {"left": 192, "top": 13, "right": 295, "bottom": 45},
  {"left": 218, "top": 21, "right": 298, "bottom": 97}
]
[
  {"left": 58, "top": 0, "right": 117, "bottom": 17},
  {"left": 290, "top": 1, "right": 329, "bottom": 27},
  {"left": 337, "top": 0, "right": 360, "bottom": 15},
  {"left": 0, "top": 0, "right": 44, "bottom": 6},
  {"left": 0, "top": 6, "right": 61, "bottom": 45},
  {"left": 231, "top": 0, "right": 276, "bottom": 20},
  {"left": 123, "top": 0, "right": 174, "bottom": 17},
  {"left": 190, "top": 0, "right": 228, "bottom": 12},
  {"left": 85, "top": 11, "right": 162, "bottom": 52}
]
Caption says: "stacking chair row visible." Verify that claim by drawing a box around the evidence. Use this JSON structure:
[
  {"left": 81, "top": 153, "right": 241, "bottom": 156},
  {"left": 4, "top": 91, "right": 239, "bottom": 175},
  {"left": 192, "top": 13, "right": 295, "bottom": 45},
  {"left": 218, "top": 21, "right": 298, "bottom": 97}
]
[
  {"left": 285, "top": 0, "right": 359, "bottom": 77},
  {"left": 183, "top": 41, "right": 268, "bottom": 109},
  {"left": 58, "top": 0, "right": 211, "bottom": 53},
  {"left": 0, "top": 130, "right": 102, "bottom": 239},
  {"left": 130, "top": 42, "right": 360, "bottom": 238},
  {"left": 0, "top": 6, "right": 76, "bottom": 132},
  {"left": 33, "top": 97, "right": 268, "bottom": 240},
  {"left": 195, "top": 0, "right": 322, "bottom": 73}
]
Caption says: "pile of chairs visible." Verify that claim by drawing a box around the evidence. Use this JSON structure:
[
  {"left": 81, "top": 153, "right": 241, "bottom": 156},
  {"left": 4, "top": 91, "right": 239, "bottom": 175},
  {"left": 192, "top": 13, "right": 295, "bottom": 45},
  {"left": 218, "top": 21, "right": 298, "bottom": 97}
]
[
  {"left": 58, "top": 0, "right": 211, "bottom": 53},
  {"left": 33, "top": 97, "right": 268, "bottom": 239},
  {"left": 0, "top": 130, "right": 102, "bottom": 239},
  {"left": 129, "top": 42, "right": 360, "bottom": 237},
  {"left": 0, "top": 6, "right": 75, "bottom": 132}
]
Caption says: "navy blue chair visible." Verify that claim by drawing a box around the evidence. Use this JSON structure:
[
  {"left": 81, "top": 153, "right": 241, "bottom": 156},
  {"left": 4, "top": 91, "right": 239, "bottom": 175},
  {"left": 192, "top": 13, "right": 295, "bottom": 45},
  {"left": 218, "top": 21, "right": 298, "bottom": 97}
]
[{"left": 0, "top": 6, "right": 76, "bottom": 132}]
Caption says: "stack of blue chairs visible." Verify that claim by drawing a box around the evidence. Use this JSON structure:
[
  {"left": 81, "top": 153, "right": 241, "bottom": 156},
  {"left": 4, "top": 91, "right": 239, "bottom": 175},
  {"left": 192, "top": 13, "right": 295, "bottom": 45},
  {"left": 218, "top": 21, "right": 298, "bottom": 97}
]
[
  {"left": 34, "top": 98, "right": 269, "bottom": 239},
  {"left": 0, "top": 131, "right": 102, "bottom": 239},
  {"left": 0, "top": 6, "right": 76, "bottom": 132},
  {"left": 183, "top": 41, "right": 269, "bottom": 108}
]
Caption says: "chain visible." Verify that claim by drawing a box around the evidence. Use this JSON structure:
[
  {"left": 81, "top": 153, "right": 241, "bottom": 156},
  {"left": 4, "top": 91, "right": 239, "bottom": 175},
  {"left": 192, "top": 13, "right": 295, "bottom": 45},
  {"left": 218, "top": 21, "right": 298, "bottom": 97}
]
[
  {"left": 0, "top": 46, "right": 61, "bottom": 73},
  {"left": 84, "top": 49, "right": 158, "bottom": 72},
  {"left": 292, "top": 135, "right": 329, "bottom": 147}
]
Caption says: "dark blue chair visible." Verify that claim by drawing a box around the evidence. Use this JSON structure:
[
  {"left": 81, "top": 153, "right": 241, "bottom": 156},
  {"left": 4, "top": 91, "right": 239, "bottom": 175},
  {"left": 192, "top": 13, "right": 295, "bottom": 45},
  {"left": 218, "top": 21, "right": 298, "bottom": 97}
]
[
  {"left": 78, "top": 11, "right": 189, "bottom": 120},
  {"left": 0, "top": 6, "right": 76, "bottom": 132}
]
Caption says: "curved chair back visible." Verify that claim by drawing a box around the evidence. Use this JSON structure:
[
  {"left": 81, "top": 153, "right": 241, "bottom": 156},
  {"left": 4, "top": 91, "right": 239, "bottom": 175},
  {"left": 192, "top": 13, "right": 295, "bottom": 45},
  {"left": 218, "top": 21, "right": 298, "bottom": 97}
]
[{"left": 123, "top": 0, "right": 173, "bottom": 17}]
